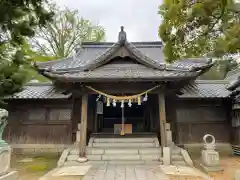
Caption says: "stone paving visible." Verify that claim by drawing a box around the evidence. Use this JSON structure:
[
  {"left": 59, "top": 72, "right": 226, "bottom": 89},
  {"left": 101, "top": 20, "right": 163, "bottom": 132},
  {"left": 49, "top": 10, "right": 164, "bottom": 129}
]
[{"left": 83, "top": 164, "right": 169, "bottom": 180}]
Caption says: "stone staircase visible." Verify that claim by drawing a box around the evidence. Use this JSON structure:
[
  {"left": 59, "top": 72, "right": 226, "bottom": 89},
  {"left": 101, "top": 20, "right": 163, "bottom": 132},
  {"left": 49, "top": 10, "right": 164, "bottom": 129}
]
[
  {"left": 171, "top": 146, "right": 187, "bottom": 166},
  {"left": 64, "top": 135, "right": 163, "bottom": 166}
]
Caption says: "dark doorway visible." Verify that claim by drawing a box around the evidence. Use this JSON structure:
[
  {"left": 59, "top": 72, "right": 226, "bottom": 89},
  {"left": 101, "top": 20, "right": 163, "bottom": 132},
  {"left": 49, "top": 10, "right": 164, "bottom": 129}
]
[{"left": 96, "top": 99, "right": 150, "bottom": 133}]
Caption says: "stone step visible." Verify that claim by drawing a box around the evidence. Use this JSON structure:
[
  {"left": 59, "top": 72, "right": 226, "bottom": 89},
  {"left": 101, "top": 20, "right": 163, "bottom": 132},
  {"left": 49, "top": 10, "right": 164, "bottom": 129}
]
[
  {"left": 139, "top": 148, "right": 161, "bottom": 155},
  {"left": 171, "top": 148, "right": 181, "bottom": 154},
  {"left": 87, "top": 154, "right": 102, "bottom": 161},
  {"left": 104, "top": 149, "right": 138, "bottom": 154},
  {"left": 172, "top": 160, "right": 186, "bottom": 166},
  {"left": 172, "top": 155, "right": 184, "bottom": 161},
  {"left": 63, "top": 161, "right": 88, "bottom": 166},
  {"left": 93, "top": 138, "right": 156, "bottom": 143},
  {"left": 92, "top": 142, "right": 157, "bottom": 148},
  {"left": 102, "top": 154, "right": 141, "bottom": 161},
  {"left": 91, "top": 160, "right": 146, "bottom": 165},
  {"left": 67, "top": 154, "right": 79, "bottom": 161},
  {"left": 140, "top": 154, "right": 162, "bottom": 161},
  {"left": 70, "top": 147, "right": 162, "bottom": 155}
]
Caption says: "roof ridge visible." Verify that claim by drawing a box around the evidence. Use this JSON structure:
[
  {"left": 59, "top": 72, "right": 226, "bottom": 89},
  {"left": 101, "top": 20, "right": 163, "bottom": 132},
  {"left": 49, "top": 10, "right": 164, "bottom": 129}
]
[
  {"left": 25, "top": 82, "right": 53, "bottom": 86},
  {"left": 195, "top": 80, "right": 229, "bottom": 84}
]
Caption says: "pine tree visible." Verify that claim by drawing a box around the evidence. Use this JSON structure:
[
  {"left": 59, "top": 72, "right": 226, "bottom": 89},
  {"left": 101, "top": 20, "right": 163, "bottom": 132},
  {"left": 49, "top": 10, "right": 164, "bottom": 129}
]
[{"left": 0, "top": 0, "right": 53, "bottom": 102}]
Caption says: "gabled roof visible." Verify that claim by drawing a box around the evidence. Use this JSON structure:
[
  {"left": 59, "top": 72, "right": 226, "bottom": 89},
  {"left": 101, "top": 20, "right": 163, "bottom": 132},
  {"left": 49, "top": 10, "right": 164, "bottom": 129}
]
[
  {"left": 36, "top": 41, "right": 164, "bottom": 72},
  {"left": 36, "top": 27, "right": 213, "bottom": 82}
]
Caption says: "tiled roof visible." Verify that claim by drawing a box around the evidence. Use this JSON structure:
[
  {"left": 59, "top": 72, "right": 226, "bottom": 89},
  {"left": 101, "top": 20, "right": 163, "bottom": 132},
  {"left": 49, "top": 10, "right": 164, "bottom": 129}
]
[
  {"left": 169, "top": 58, "right": 212, "bottom": 71},
  {"left": 6, "top": 81, "right": 231, "bottom": 100},
  {"left": 5, "top": 83, "right": 71, "bottom": 99},
  {"left": 37, "top": 42, "right": 165, "bottom": 71},
  {"left": 35, "top": 26, "right": 214, "bottom": 82},
  {"left": 179, "top": 80, "right": 231, "bottom": 98}
]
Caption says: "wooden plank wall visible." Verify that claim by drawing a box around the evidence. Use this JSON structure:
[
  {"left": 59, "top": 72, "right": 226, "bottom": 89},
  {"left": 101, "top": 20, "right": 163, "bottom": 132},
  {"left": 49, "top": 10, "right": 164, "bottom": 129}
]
[
  {"left": 4, "top": 99, "right": 73, "bottom": 144},
  {"left": 173, "top": 98, "right": 231, "bottom": 145}
]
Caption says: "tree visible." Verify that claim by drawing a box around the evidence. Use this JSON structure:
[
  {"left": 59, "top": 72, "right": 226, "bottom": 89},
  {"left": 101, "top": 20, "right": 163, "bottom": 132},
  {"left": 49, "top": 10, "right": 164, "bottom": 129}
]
[
  {"left": 31, "top": 5, "right": 105, "bottom": 58},
  {"left": 0, "top": 0, "right": 53, "bottom": 101},
  {"left": 159, "top": 0, "right": 240, "bottom": 63},
  {"left": 200, "top": 57, "right": 238, "bottom": 80}
]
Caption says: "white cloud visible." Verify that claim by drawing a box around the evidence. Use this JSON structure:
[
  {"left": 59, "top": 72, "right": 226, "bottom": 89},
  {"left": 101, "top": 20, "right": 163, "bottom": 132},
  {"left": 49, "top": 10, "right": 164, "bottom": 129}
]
[{"left": 56, "top": 0, "right": 162, "bottom": 41}]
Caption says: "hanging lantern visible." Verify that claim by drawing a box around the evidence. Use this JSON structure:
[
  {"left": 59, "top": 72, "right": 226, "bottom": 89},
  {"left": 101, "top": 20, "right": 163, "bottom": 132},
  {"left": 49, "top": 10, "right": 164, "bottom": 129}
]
[
  {"left": 121, "top": 100, "right": 124, "bottom": 108},
  {"left": 112, "top": 99, "right": 116, "bottom": 107},
  {"left": 106, "top": 97, "right": 110, "bottom": 107},
  {"left": 138, "top": 96, "right": 141, "bottom": 105},
  {"left": 128, "top": 99, "right": 132, "bottom": 107},
  {"left": 143, "top": 94, "right": 148, "bottom": 102},
  {"left": 96, "top": 101, "right": 103, "bottom": 114}
]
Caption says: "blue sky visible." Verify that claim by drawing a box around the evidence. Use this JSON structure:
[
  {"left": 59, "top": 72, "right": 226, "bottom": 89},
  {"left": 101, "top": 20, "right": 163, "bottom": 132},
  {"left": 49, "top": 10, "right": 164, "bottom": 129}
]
[{"left": 57, "top": 0, "right": 162, "bottom": 42}]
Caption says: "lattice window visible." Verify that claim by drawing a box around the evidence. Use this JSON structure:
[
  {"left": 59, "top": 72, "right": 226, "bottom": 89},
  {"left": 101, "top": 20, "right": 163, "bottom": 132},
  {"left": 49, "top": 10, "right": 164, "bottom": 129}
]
[
  {"left": 49, "top": 108, "right": 72, "bottom": 121},
  {"left": 28, "top": 108, "right": 46, "bottom": 121}
]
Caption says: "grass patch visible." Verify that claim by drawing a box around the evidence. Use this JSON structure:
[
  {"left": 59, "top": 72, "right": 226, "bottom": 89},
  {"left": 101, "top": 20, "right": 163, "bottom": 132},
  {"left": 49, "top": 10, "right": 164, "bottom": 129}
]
[{"left": 11, "top": 152, "right": 59, "bottom": 180}]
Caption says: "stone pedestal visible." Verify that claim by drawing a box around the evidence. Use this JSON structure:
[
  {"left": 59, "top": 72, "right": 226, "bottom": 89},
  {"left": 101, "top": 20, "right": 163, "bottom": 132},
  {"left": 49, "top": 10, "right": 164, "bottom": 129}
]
[{"left": 0, "top": 146, "right": 11, "bottom": 176}]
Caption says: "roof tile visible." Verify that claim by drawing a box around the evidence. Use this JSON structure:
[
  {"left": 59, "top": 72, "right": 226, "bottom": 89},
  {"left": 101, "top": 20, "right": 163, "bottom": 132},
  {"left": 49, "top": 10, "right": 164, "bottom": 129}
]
[
  {"left": 179, "top": 80, "right": 231, "bottom": 98},
  {"left": 5, "top": 83, "right": 71, "bottom": 99}
]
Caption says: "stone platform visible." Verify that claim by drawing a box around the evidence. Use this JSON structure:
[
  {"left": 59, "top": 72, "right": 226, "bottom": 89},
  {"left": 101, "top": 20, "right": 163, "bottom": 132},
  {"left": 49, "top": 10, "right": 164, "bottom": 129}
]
[
  {"left": 0, "top": 171, "right": 18, "bottom": 180},
  {"left": 83, "top": 164, "right": 168, "bottom": 180}
]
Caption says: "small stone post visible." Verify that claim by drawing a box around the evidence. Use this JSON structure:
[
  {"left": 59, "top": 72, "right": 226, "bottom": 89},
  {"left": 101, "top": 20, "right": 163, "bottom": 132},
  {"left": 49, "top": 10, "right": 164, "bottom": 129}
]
[{"left": 163, "top": 147, "right": 171, "bottom": 165}]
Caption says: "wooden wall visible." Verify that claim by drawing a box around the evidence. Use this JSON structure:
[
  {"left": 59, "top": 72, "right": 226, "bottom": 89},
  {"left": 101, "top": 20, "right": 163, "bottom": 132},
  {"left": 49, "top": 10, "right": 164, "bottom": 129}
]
[
  {"left": 231, "top": 109, "right": 240, "bottom": 145},
  {"left": 171, "top": 98, "right": 231, "bottom": 145},
  {"left": 4, "top": 99, "right": 73, "bottom": 144}
]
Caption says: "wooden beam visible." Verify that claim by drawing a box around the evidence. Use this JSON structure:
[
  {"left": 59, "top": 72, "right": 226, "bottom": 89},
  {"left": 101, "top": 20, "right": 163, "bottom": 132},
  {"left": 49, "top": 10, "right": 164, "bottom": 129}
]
[
  {"left": 158, "top": 93, "right": 167, "bottom": 147},
  {"left": 79, "top": 94, "right": 88, "bottom": 157}
]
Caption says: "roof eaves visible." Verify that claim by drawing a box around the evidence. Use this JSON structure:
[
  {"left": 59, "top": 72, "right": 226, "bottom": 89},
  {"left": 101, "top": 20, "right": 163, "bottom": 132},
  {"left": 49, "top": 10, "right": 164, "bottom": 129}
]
[
  {"left": 42, "top": 70, "right": 199, "bottom": 82},
  {"left": 195, "top": 80, "right": 229, "bottom": 84}
]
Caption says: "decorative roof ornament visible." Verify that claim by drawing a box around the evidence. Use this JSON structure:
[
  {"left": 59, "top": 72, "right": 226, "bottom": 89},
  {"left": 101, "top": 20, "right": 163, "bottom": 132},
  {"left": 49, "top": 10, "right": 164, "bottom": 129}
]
[{"left": 118, "top": 26, "right": 127, "bottom": 46}]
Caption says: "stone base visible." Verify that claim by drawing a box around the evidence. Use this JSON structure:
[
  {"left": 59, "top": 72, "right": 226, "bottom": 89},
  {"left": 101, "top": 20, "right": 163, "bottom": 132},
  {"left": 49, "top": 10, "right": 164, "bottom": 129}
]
[
  {"left": 200, "top": 164, "right": 224, "bottom": 172},
  {"left": 0, "top": 171, "right": 18, "bottom": 180},
  {"left": 77, "top": 157, "right": 88, "bottom": 163},
  {"left": 0, "top": 146, "right": 11, "bottom": 175}
]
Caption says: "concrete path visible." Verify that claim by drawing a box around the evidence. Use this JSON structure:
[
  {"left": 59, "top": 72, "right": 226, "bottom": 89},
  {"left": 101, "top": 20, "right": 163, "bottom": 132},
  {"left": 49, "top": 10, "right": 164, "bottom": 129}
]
[{"left": 83, "top": 164, "right": 169, "bottom": 180}]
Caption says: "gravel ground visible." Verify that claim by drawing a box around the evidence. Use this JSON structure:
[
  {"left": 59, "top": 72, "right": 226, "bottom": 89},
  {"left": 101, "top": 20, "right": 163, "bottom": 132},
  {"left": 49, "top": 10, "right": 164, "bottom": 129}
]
[{"left": 168, "top": 156, "right": 240, "bottom": 180}]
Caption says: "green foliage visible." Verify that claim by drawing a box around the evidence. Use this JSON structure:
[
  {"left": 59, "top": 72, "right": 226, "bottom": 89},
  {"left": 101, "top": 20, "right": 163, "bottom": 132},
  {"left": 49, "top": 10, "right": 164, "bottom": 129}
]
[
  {"left": 159, "top": 0, "right": 240, "bottom": 63},
  {"left": 31, "top": 4, "right": 106, "bottom": 58},
  {"left": 200, "top": 57, "right": 238, "bottom": 80},
  {"left": 0, "top": 0, "right": 53, "bottom": 99}
]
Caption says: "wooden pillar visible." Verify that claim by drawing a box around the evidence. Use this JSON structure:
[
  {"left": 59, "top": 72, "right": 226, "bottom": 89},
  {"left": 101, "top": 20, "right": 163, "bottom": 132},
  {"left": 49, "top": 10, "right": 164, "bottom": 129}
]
[
  {"left": 79, "top": 94, "right": 88, "bottom": 157},
  {"left": 158, "top": 93, "right": 167, "bottom": 147}
]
